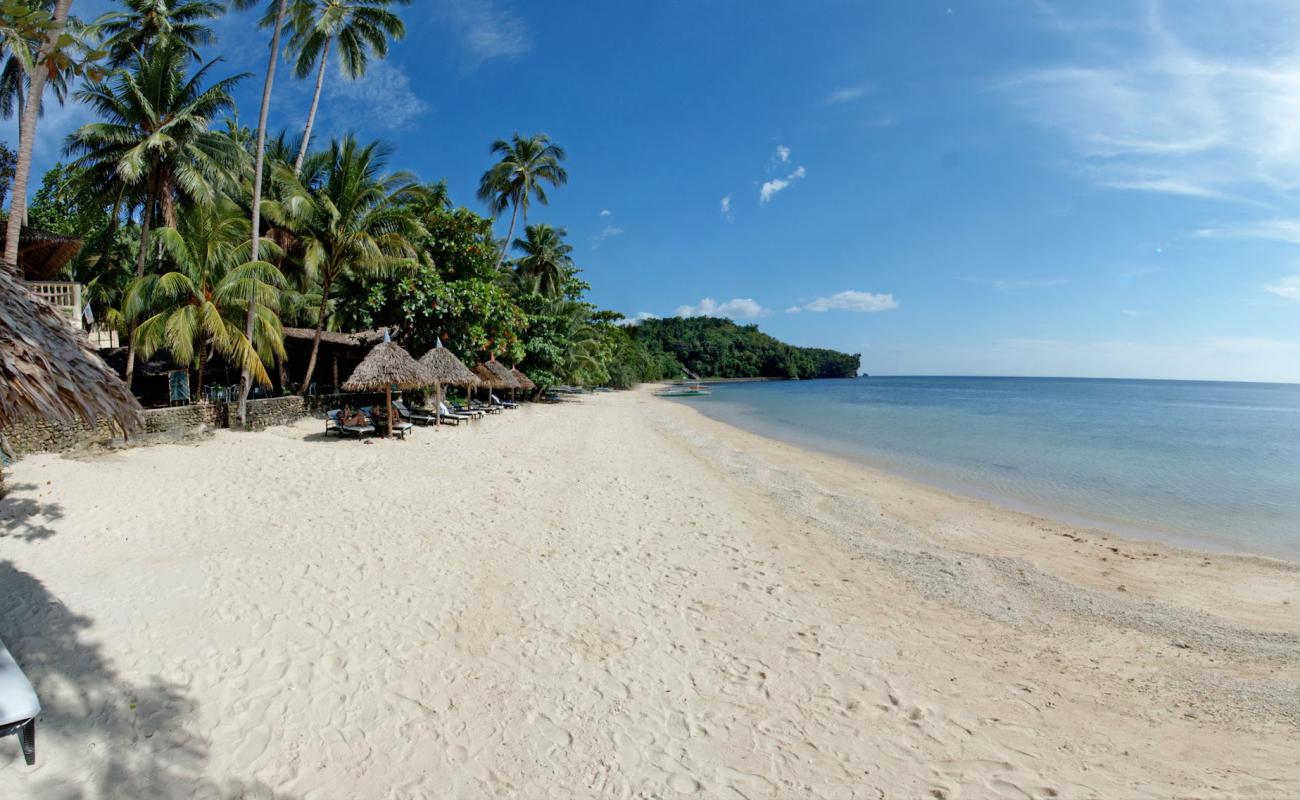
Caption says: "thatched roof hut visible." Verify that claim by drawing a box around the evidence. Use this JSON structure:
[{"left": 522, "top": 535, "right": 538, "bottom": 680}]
[
  {"left": 0, "top": 227, "right": 85, "bottom": 281},
  {"left": 342, "top": 338, "right": 431, "bottom": 437},
  {"left": 484, "top": 360, "right": 520, "bottom": 389},
  {"left": 418, "top": 340, "right": 480, "bottom": 387},
  {"left": 0, "top": 266, "right": 141, "bottom": 457},
  {"left": 283, "top": 327, "right": 384, "bottom": 348},
  {"left": 509, "top": 366, "right": 536, "bottom": 391},
  {"left": 473, "top": 361, "right": 515, "bottom": 390}
]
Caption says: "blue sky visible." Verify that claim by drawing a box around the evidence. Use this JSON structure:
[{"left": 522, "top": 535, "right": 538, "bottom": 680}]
[{"left": 8, "top": 0, "right": 1300, "bottom": 381}]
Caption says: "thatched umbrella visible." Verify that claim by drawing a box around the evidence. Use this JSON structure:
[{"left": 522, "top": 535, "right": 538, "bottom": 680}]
[
  {"left": 509, "top": 365, "right": 535, "bottom": 400},
  {"left": 474, "top": 359, "right": 519, "bottom": 404},
  {"left": 342, "top": 335, "right": 431, "bottom": 438},
  {"left": 0, "top": 227, "right": 84, "bottom": 280},
  {"left": 418, "top": 339, "right": 480, "bottom": 426},
  {"left": 0, "top": 266, "right": 141, "bottom": 492}
]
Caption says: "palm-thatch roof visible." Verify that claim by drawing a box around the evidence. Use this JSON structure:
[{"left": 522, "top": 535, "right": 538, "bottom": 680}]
[
  {"left": 509, "top": 366, "right": 536, "bottom": 391},
  {"left": 283, "top": 327, "right": 385, "bottom": 348},
  {"left": 0, "top": 227, "right": 84, "bottom": 281},
  {"left": 477, "top": 360, "right": 520, "bottom": 390},
  {"left": 472, "top": 363, "right": 511, "bottom": 390},
  {"left": 0, "top": 266, "right": 141, "bottom": 448},
  {"left": 418, "top": 341, "right": 480, "bottom": 386},
  {"left": 342, "top": 340, "right": 432, "bottom": 391}
]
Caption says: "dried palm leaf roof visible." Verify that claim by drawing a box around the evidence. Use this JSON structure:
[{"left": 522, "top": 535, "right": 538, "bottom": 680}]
[
  {"left": 0, "top": 267, "right": 141, "bottom": 444},
  {"left": 480, "top": 360, "right": 520, "bottom": 390},
  {"left": 418, "top": 341, "right": 480, "bottom": 386},
  {"left": 283, "top": 327, "right": 385, "bottom": 347},
  {"left": 342, "top": 340, "right": 432, "bottom": 392},
  {"left": 0, "top": 227, "right": 84, "bottom": 281},
  {"left": 509, "top": 366, "right": 536, "bottom": 390},
  {"left": 471, "top": 363, "right": 511, "bottom": 390}
]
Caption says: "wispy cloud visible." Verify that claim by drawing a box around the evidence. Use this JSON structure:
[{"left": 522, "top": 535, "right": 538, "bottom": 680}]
[
  {"left": 441, "top": 0, "right": 531, "bottom": 64},
  {"left": 616, "top": 312, "right": 659, "bottom": 327},
  {"left": 760, "top": 165, "right": 806, "bottom": 203},
  {"left": 599, "top": 209, "right": 611, "bottom": 217},
  {"left": 1266, "top": 274, "right": 1300, "bottom": 300},
  {"left": 823, "top": 82, "right": 873, "bottom": 106},
  {"left": 591, "top": 225, "right": 624, "bottom": 250},
  {"left": 1195, "top": 219, "right": 1300, "bottom": 244},
  {"left": 327, "top": 61, "right": 430, "bottom": 130},
  {"left": 962, "top": 277, "right": 1070, "bottom": 291},
  {"left": 774, "top": 144, "right": 790, "bottom": 164},
  {"left": 720, "top": 194, "right": 733, "bottom": 222},
  {"left": 676, "top": 297, "right": 771, "bottom": 320},
  {"left": 998, "top": 2, "right": 1300, "bottom": 202},
  {"left": 792, "top": 290, "right": 898, "bottom": 313}
]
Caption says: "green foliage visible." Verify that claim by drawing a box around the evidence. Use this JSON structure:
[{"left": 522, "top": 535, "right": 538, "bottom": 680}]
[
  {"left": 0, "top": 139, "right": 14, "bottom": 208},
  {"left": 632, "top": 316, "right": 860, "bottom": 380}
]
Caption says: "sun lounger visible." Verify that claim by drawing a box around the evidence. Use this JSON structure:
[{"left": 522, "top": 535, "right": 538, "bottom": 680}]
[
  {"left": 393, "top": 400, "right": 439, "bottom": 426},
  {"left": 326, "top": 409, "right": 375, "bottom": 438},
  {"left": 438, "top": 401, "right": 474, "bottom": 423},
  {"left": 490, "top": 393, "right": 519, "bottom": 409},
  {"left": 367, "top": 406, "right": 413, "bottom": 439},
  {"left": 0, "top": 636, "right": 40, "bottom": 766}
]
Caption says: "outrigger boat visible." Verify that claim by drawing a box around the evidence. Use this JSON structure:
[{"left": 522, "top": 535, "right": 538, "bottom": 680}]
[{"left": 657, "top": 382, "right": 712, "bottom": 397}]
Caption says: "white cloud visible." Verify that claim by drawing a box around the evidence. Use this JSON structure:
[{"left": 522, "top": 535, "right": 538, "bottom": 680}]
[
  {"left": 1265, "top": 274, "right": 1300, "bottom": 300},
  {"left": 599, "top": 209, "right": 611, "bottom": 217},
  {"left": 775, "top": 144, "right": 791, "bottom": 163},
  {"left": 327, "top": 61, "right": 430, "bottom": 130},
  {"left": 676, "top": 297, "right": 771, "bottom": 320},
  {"left": 760, "top": 165, "right": 806, "bottom": 203},
  {"left": 785, "top": 306, "right": 802, "bottom": 314},
  {"left": 796, "top": 290, "right": 899, "bottom": 313},
  {"left": 590, "top": 225, "right": 624, "bottom": 250},
  {"left": 1195, "top": 219, "right": 1300, "bottom": 244},
  {"left": 616, "top": 312, "right": 659, "bottom": 327},
  {"left": 823, "top": 83, "right": 873, "bottom": 106},
  {"left": 997, "top": 2, "right": 1300, "bottom": 202},
  {"left": 441, "top": 0, "right": 531, "bottom": 64},
  {"left": 720, "top": 194, "right": 733, "bottom": 222}
]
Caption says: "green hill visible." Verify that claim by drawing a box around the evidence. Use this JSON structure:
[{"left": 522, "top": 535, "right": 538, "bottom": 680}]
[{"left": 631, "top": 317, "right": 860, "bottom": 380}]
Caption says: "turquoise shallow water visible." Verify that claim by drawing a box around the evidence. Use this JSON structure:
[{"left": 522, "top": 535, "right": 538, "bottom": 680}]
[{"left": 675, "top": 377, "right": 1300, "bottom": 559}]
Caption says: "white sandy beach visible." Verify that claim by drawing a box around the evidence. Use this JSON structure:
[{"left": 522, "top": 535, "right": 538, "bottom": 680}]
[{"left": 1, "top": 386, "right": 1297, "bottom": 798}]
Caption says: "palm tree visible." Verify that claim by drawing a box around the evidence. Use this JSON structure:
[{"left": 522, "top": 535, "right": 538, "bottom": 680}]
[
  {"left": 512, "top": 223, "right": 573, "bottom": 299},
  {"left": 67, "top": 43, "right": 248, "bottom": 383},
  {"left": 275, "top": 135, "right": 424, "bottom": 393},
  {"left": 125, "top": 198, "right": 286, "bottom": 397},
  {"left": 94, "top": 0, "right": 223, "bottom": 65},
  {"left": 284, "top": 0, "right": 408, "bottom": 176},
  {"left": 2, "top": 0, "right": 72, "bottom": 274},
  {"left": 232, "top": 0, "right": 292, "bottom": 425},
  {"left": 0, "top": 2, "right": 76, "bottom": 126},
  {"left": 477, "top": 133, "right": 568, "bottom": 271}
]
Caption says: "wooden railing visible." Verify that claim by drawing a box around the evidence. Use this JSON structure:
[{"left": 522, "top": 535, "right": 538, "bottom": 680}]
[{"left": 25, "top": 281, "right": 82, "bottom": 327}]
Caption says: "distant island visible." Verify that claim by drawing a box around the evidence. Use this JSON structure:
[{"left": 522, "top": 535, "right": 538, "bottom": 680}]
[{"left": 631, "top": 317, "right": 860, "bottom": 380}]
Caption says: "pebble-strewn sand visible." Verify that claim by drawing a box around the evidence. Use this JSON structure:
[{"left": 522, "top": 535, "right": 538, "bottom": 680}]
[{"left": 1, "top": 386, "right": 1297, "bottom": 799}]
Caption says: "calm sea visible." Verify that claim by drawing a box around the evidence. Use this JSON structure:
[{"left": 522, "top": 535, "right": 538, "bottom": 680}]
[{"left": 674, "top": 377, "right": 1300, "bottom": 559}]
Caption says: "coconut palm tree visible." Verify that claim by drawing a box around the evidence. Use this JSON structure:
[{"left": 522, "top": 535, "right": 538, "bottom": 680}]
[
  {"left": 125, "top": 198, "right": 286, "bottom": 397},
  {"left": 512, "top": 223, "right": 573, "bottom": 299},
  {"left": 0, "top": 2, "right": 77, "bottom": 126},
  {"left": 231, "top": 0, "right": 292, "bottom": 425},
  {"left": 94, "top": 0, "right": 224, "bottom": 65},
  {"left": 66, "top": 43, "right": 248, "bottom": 384},
  {"left": 284, "top": 0, "right": 408, "bottom": 176},
  {"left": 2, "top": 0, "right": 72, "bottom": 274},
  {"left": 275, "top": 135, "right": 424, "bottom": 393},
  {"left": 477, "top": 133, "right": 568, "bottom": 271}
]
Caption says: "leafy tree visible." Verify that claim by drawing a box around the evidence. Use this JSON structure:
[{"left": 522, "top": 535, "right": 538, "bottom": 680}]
[
  {"left": 632, "top": 316, "right": 860, "bottom": 380},
  {"left": 125, "top": 198, "right": 286, "bottom": 396},
  {"left": 512, "top": 223, "right": 572, "bottom": 299},
  {"left": 284, "top": 0, "right": 409, "bottom": 175},
  {"left": 477, "top": 132, "right": 567, "bottom": 270},
  {"left": 0, "top": 140, "right": 15, "bottom": 209},
  {"left": 94, "top": 0, "right": 224, "bottom": 65}
]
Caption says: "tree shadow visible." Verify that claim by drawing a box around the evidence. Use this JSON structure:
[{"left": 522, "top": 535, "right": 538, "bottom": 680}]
[
  {"left": 0, "top": 561, "right": 293, "bottom": 799},
  {"left": 0, "top": 484, "right": 63, "bottom": 542}
]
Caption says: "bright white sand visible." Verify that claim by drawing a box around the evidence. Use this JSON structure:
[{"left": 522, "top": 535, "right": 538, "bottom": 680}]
[{"left": 1, "top": 387, "right": 1297, "bottom": 798}]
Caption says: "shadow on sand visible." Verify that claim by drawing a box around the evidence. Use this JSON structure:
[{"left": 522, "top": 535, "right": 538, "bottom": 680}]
[
  {"left": 0, "top": 484, "right": 64, "bottom": 543},
  {"left": 0, "top": 560, "right": 292, "bottom": 798}
]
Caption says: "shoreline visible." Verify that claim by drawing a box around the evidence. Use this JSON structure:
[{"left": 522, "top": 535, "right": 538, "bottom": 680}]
[
  {"left": 674, "top": 392, "right": 1300, "bottom": 564},
  {"left": 2, "top": 387, "right": 1297, "bottom": 796}
]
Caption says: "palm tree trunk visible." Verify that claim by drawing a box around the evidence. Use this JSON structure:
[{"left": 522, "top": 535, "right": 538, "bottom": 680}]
[
  {"left": 238, "top": 0, "right": 291, "bottom": 427},
  {"left": 195, "top": 340, "right": 207, "bottom": 401},
  {"left": 2, "top": 0, "right": 74, "bottom": 273},
  {"left": 123, "top": 188, "right": 157, "bottom": 389},
  {"left": 493, "top": 200, "right": 520, "bottom": 271},
  {"left": 299, "top": 276, "right": 332, "bottom": 395},
  {"left": 293, "top": 36, "right": 332, "bottom": 177}
]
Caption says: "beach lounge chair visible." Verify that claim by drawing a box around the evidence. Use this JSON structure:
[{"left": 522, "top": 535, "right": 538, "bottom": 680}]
[
  {"left": 326, "top": 409, "right": 375, "bottom": 439},
  {"left": 393, "top": 400, "right": 438, "bottom": 426},
  {"left": 490, "top": 393, "right": 519, "bottom": 409},
  {"left": 0, "top": 636, "right": 40, "bottom": 766},
  {"left": 366, "top": 405, "right": 413, "bottom": 439},
  {"left": 438, "top": 401, "right": 474, "bottom": 423}
]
